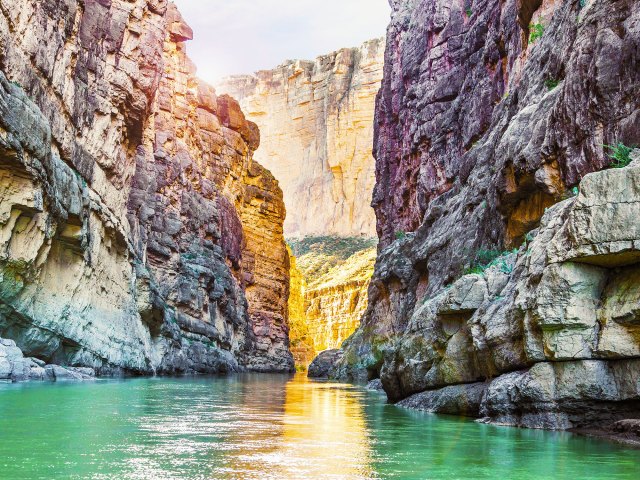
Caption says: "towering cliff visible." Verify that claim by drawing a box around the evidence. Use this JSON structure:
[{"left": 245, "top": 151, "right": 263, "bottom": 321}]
[
  {"left": 217, "top": 38, "right": 385, "bottom": 238},
  {"left": 322, "top": 0, "right": 640, "bottom": 431},
  {"left": 287, "top": 247, "right": 314, "bottom": 366},
  {"left": 218, "top": 40, "right": 385, "bottom": 365},
  {"left": 0, "top": 0, "right": 293, "bottom": 375}
]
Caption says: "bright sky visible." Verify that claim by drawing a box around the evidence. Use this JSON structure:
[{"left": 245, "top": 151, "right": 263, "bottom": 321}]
[{"left": 172, "top": 0, "right": 391, "bottom": 84}]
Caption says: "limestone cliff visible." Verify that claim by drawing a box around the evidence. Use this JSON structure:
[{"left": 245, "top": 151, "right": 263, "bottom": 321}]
[
  {"left": 288, "top": 237, "right": 375, "bottom": 366},
  {"left": 319, "top": 0, "right": 640, "bottom": 431},
  {"left": 287, "top": 248, "right": 314, "bottom": 366},
  {"left": 217, "top": 38, "right": 385, "bottom": 238},
  {"left": 0, "top": 0, "right": 293, "bottom": 375},
  {"left": 305, "top": 248, "right": 375, "bottom": 353}
]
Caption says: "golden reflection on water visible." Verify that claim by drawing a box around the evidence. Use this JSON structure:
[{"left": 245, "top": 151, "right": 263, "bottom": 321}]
[
  {"left": 279, "top": 376, "right": 374, "bottom": 479},
  {"left": 219, "top": 374, "right": 374, "bottom": 479}
]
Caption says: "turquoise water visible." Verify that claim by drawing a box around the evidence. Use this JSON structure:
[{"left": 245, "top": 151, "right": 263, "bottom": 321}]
[{"left": 0, "top": 374, "right": 638, "bottom": 479}]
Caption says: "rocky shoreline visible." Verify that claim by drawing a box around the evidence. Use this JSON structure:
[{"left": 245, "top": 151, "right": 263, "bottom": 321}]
[{"left": 0, "top": 337, "right": 95, "bottom": 382}]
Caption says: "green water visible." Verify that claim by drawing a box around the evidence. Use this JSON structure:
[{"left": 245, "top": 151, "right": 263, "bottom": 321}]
[{"left": 0, "top": 374, "right": 638, "bottom": 479}]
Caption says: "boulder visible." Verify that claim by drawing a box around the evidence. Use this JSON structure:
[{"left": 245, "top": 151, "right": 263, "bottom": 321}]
[{"left": 308, "top": 350, "right": 343, "bottom": 378}]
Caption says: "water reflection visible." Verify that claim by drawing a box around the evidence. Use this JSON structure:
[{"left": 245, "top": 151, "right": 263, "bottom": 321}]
[
  {"left": 0, "top": 374, "right": 639, "bottom": 479},
  {"left": 277, "top": 378, "right": 374, "bottom": 478}
]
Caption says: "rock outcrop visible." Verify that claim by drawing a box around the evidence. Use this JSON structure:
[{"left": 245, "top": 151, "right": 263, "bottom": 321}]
[
  {"left": 340, "top": 154, "right": 640, "bottom": 429},
  {"left": 325, "top": 0, "right": 640, "bottom": 431},
  {"left": 0, "top": 0, "right": 293, "bottom": 375},
  {"left": 217, "top": 38, "right": 385, "bottom": 238},
  {"left": 308, "top": 349, "right": 343, "bottom": 379},
  {"left": 0, "top": 337, "right": 95, "bottom": 381}
]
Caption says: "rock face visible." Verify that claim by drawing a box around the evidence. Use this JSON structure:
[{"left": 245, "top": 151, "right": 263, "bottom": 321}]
[
  {"left": 0, "top": 0, "right": 293, "bottom": 375},
  {"left": 327, "top": 0, "right": 640, "bottom": 431},
  {"left": 217, "top": 38, "right": 385, "bottom": 238},
  {"left": 0, "top": 337, "right": 95, "bottom": 382},
  {"left": 305, "top": 247, "right": 375, "bottom": 353},
  {"left": 337, "top": 158, "right": 640, "bottom": 429},
  {"left": 287, "top": 247, "right": 315, "bottom": 366},
  {"left": 308, "top": 349, "right": 343, "bottom": 379},
  {"left": 288, "top": 237, "right": 376, "bottom": 367}
]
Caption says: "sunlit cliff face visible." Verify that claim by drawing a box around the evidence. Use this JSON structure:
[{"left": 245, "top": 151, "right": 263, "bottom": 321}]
[{"left": 286, "top": 239, "right": 377, "bottom": 367}]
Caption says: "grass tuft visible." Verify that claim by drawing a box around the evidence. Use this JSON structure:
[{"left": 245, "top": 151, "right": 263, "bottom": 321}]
[
  {"left": 529, "top": 23, "right": 545, "bottom": 43},
  {"left": 605, "top": 143, "right": 635, "bottom": 169},
  {"left": 544, "top": 79, "right": 559, "bottom": 91},
  {"left": 464, "top": 248, "right": 518, "bottom": 275}
]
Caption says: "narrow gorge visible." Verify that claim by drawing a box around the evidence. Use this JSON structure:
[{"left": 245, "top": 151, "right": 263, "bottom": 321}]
[
  {"left": 1, "top": 0, "right": 640, "bottom": 477},
  {"left": 219, "top": 39, "right": 385, "bottom": 366}
]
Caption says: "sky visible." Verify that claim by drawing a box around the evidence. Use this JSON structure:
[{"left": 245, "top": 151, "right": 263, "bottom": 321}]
[{"left": 172, "top": 0, "right": 391, "bottom": 84}]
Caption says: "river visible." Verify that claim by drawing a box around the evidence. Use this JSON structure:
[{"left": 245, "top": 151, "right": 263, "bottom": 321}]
[{"left": 0, "top": 374, "right": 638, "bottom": 479}]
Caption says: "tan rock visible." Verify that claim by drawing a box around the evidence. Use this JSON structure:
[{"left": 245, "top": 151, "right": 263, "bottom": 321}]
[{"left": 217, "top": 38, "right": 385, "bottom": 238}]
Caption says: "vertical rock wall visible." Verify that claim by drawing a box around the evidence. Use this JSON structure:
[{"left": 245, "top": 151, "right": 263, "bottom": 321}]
[
  {"left": 304, "top": 248, "right": 375, "bottom": 353},
  {"left": 288, "top": 238, "right": 376, "bottom": 366},
  {"left": 217, "top": 38, "right": 385, "bottom": 238},
  {"left": 324, "top": 0, "right": 640, "bottom": 430},
  {"left": 0, "top": 0, "right": 293, "bottom": 374}
]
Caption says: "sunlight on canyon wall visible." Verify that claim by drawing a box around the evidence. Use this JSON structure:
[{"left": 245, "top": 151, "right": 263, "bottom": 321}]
[
  {"left": 287, "top": 238, "right": 376, "bottom": 367},
  {"left": 217, "top": 38, "right": 384, "bottom": 239}
]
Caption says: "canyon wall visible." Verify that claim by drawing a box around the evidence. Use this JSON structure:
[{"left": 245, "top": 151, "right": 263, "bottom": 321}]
[
  {"left": 0, "top": 0, "right": 293, "bottom": 375},
  {"left": 322, "top": 0, "right": 640, "bottom": 431},
  {"left": 305, "top": 247, "right": 375, "bottom": 353},
  {"left": 287, "top": 237, "right": 376, "bottom": 366},
  {"left": 218, "top": 39, "right": 385, "bottom": 365},
  {"left": 217, "top": 38, "right": 385, "bottom": 238}
]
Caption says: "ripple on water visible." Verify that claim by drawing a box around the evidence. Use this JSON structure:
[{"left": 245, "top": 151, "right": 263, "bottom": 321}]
[{"left": 0, "top": 374, "right": 639, "bottom": 479}]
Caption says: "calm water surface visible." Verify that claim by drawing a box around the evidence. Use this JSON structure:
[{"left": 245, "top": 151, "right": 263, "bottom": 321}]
[{"left": 0, "top": 374, "right": 639, "bottom": 479}]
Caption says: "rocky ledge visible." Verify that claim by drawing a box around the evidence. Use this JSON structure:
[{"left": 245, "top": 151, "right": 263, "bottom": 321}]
[
  {"left": 329, "top": 153, "right": 640, "bottom": 431},
  {"left": 1, "top": 337, "right": 95, "bottom": 382}
]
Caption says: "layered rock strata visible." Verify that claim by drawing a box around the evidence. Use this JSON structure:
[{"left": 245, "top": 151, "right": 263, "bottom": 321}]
[
  {"left": 288, "top": 238, "right": 375, "bottom": 366},
  {"left": 287, "top": 247, "right": 315, "bottom": 365},
  {"left": 320, "top": 0, "right": 640, "bottom": 431},
  {"left": 336, "top": 156, "right": 640, "bottom": 430},
  {"left": 0, "top": 0, "right": 293, "bottom": 375},
  {"left": 217, "top": 38, "right": 385, "bottom": 238},
  {"left": 305, "top": 247, "right": 375, "bottom": 353}
]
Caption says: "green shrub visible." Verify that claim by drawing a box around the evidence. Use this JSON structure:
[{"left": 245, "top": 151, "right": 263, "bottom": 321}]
[
  {"left": 464, "top": 248, "right": 518, "bottom": 275},
  {"left": 395, "top": 231, "right": 407, "bottom": 241},
  {"left": 287, "top": 236, "right": 377, "bottom": 258},
  {"left": 605, "top": 142, "right": 635, "bottom": 169},
  {"left": 529, "top": 23, "right": 545, "bottom": 43},
  {"left": 544, "top": 79, "right": 559, "bottom": 91},
  {"left": 466, "top": 8, "right": 473, "bottom": 17}
]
